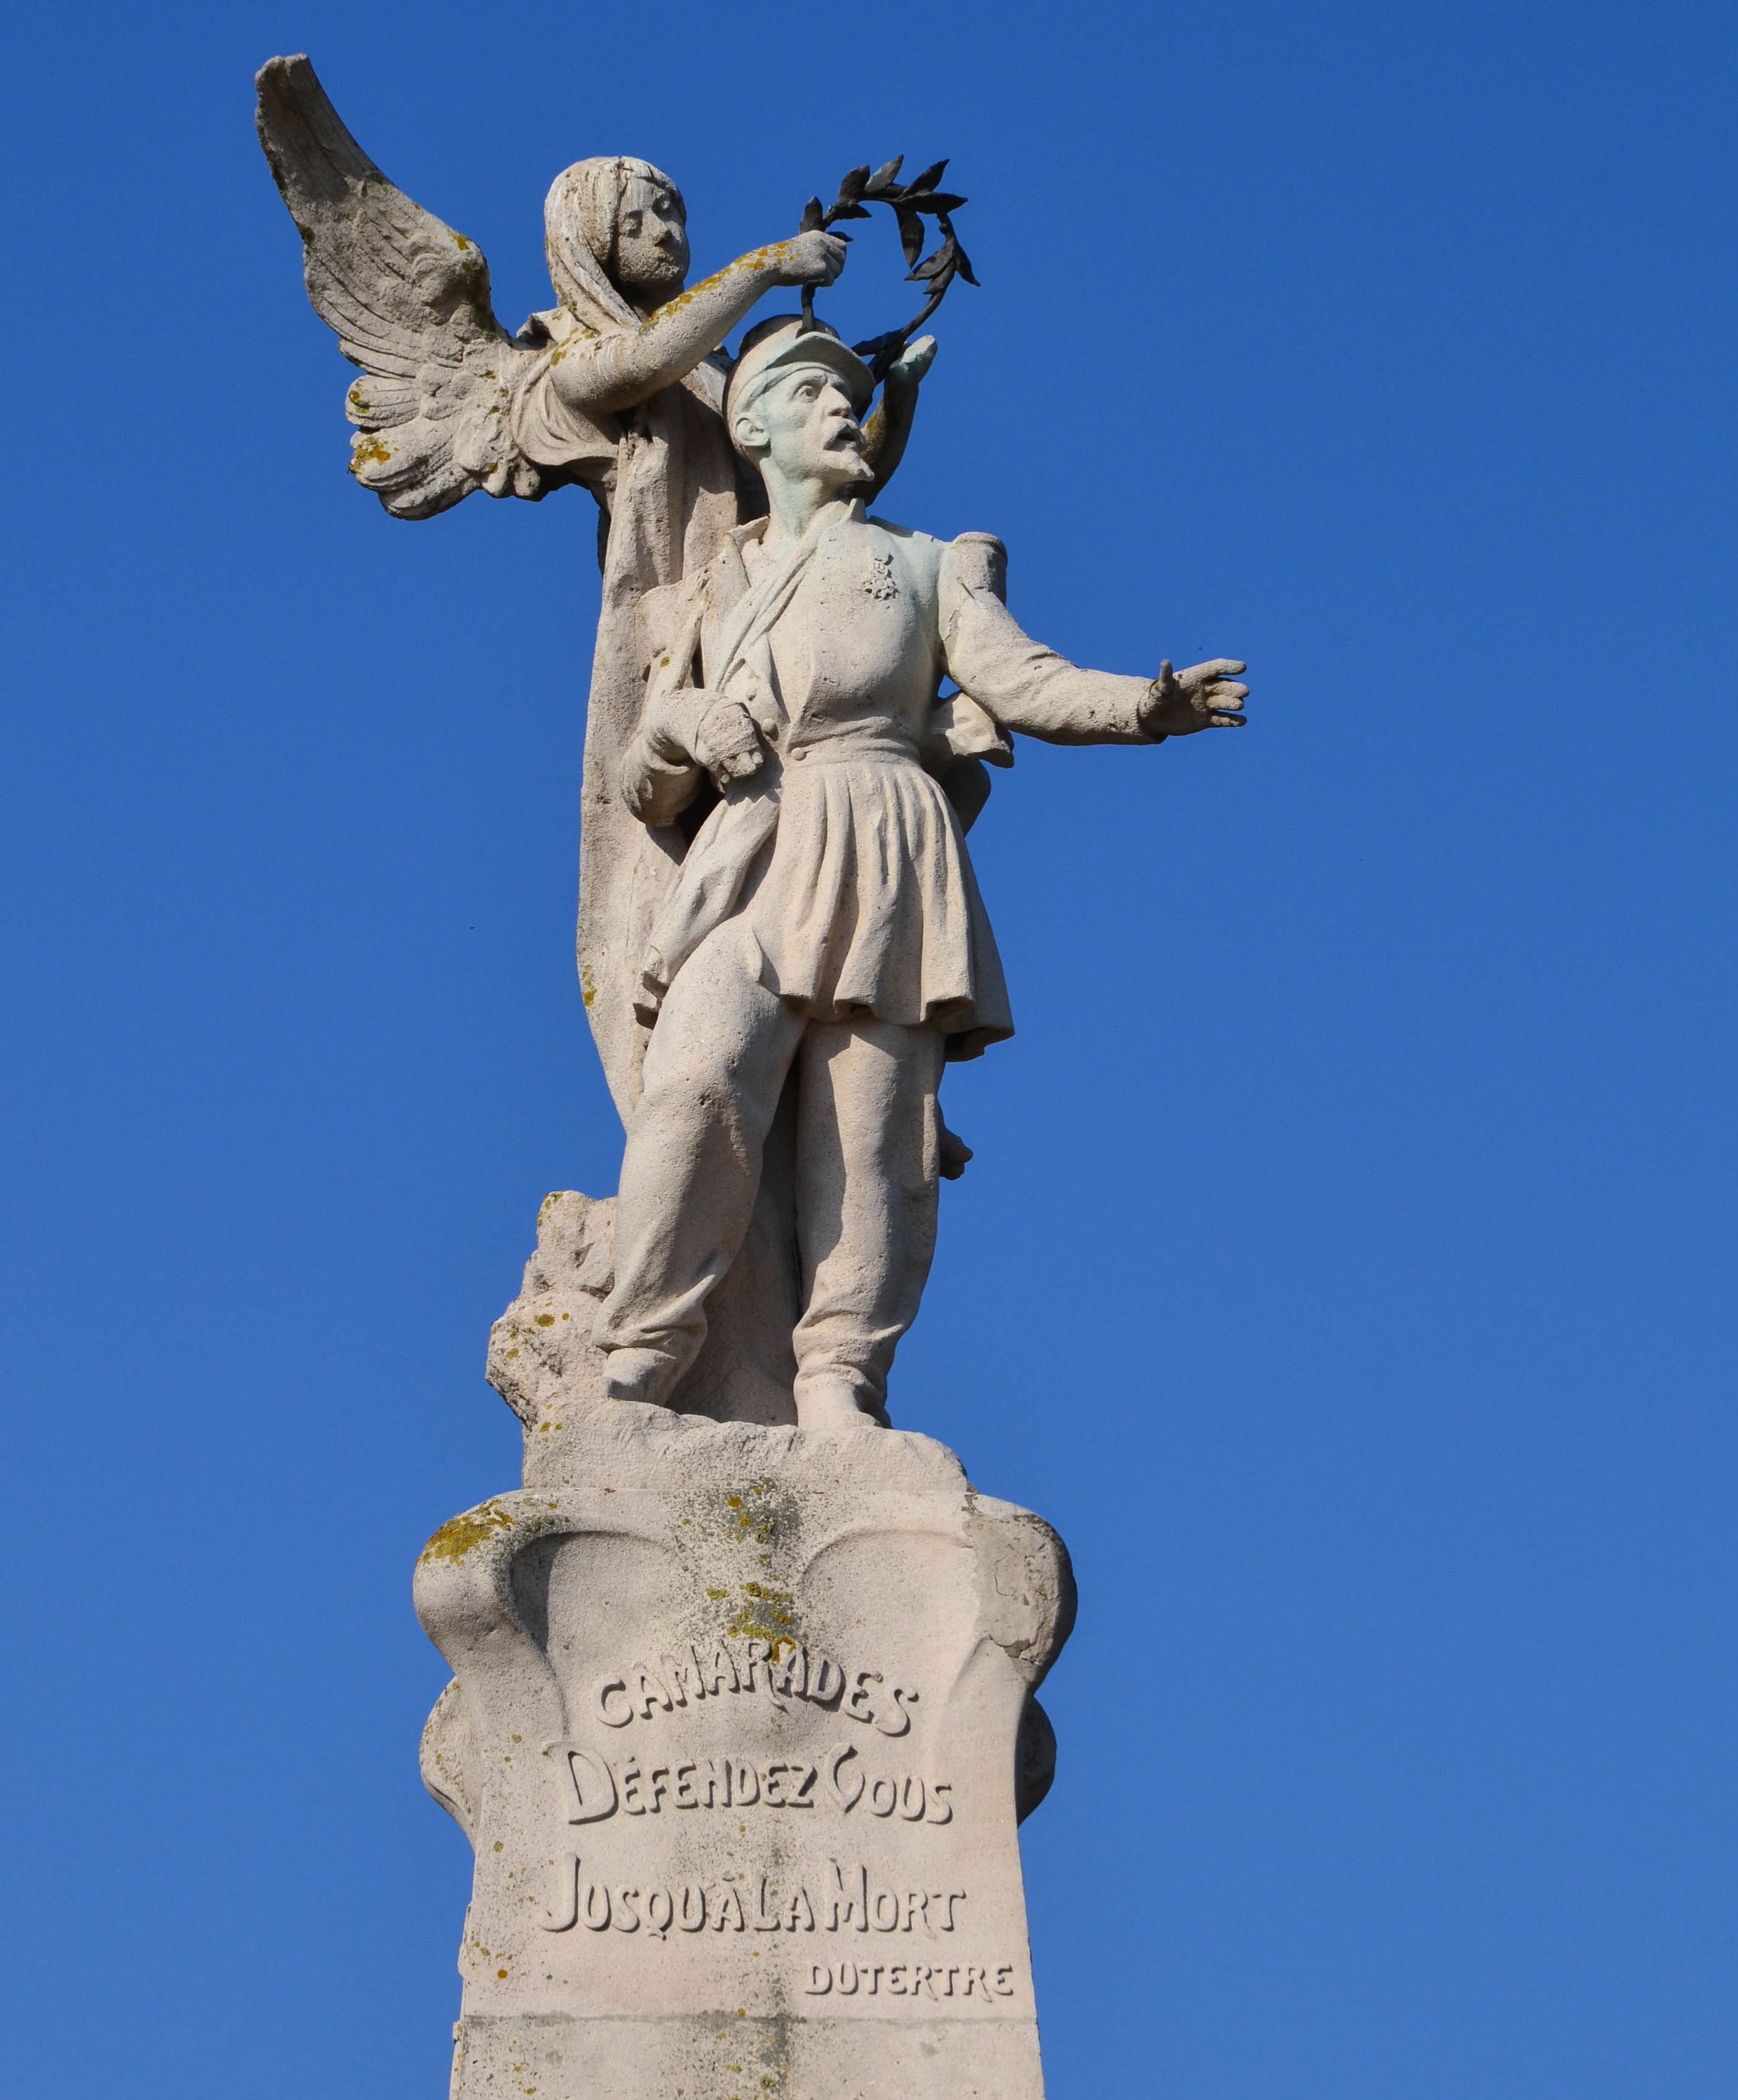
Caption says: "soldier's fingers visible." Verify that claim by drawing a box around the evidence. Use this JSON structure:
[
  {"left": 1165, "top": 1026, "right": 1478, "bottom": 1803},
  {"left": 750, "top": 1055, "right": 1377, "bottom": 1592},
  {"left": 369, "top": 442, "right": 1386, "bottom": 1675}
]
[
  {"left": 1187, "top": 658, "right": 1247, "bottom": 680},
  {"left": 1206, "top": 712, "right": 1247, "bottom": 727}
]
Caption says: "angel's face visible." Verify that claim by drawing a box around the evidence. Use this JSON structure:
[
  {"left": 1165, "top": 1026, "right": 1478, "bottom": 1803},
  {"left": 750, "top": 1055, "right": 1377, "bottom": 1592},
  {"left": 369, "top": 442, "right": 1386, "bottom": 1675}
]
[{"left": 614, "top": 178, "right": 689, "bottom": 306}]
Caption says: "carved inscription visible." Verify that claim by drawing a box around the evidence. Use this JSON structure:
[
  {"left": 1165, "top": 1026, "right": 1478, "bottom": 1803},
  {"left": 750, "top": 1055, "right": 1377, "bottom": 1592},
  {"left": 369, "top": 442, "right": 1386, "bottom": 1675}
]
[
  {"left": 804, "top": 1960, "right": 1019, "bottom": 2000},
  {"left": 541, "top": 1857, "right": 968, "bottom": 1938},
  {"left": 547, "top": 1741, "right": 952, "bottom": 1825},
  {"left": 596, "top": 1638, "right": 918, "bottom": 1737}
]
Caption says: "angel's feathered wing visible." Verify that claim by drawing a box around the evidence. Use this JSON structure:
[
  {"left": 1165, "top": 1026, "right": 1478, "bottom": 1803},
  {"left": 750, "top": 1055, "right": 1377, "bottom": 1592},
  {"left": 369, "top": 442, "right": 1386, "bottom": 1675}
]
[{"left": 256, "top": 55, "right": 549, "bottom": 520}]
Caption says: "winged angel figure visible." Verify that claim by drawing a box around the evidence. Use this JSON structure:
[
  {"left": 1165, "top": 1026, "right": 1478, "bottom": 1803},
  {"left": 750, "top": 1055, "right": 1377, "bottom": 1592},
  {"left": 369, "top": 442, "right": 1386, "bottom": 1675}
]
[{"left": 256, "top": 55, "right": 933, "bottom": 1127}]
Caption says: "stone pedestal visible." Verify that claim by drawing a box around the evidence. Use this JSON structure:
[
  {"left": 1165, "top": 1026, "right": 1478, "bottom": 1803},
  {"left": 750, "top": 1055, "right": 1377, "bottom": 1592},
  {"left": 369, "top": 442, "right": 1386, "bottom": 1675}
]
[{"left": 416, "top": 1401, "right": 1073, "bottom": 2099}]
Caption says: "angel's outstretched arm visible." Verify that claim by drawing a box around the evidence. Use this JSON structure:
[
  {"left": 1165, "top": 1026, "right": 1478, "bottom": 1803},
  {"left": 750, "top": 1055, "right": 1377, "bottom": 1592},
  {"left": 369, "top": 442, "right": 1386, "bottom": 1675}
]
[{"left": 549, "top": 234, "right": 844, "bottom": 417}]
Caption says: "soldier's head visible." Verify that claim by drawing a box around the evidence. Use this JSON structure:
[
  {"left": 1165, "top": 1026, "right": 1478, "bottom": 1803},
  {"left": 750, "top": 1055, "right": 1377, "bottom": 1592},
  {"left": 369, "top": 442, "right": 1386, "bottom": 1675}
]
[
  {"left": 726, "top": 317, "right": 876, "bottom": 497},
  {"left": 546, "top": 157, "right": 688, "bottom": 314}
]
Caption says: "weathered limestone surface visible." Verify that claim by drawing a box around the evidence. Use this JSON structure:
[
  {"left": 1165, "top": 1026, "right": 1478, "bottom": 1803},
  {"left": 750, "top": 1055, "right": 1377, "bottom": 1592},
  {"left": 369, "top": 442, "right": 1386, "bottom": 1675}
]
[
  {"left": 260, "top": 54, "right": 1252, "bottom": 2095},
  {"left": 416, "top": 1399, "right": 1073, "bottom": 2099}
]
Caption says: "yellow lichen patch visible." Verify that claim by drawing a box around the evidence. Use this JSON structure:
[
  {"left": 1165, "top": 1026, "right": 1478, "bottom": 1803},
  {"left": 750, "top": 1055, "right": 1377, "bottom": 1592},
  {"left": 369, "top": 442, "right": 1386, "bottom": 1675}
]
[
  {"left": 579, "top": 963, "right": 598, "bottom": 1009},
  {"left": 351, "top": 437, "right": 391, "bottom": 467},
  {"left": 422, "top": 1501, "right": 516, "bottom": 1565},
  {"left": 725, "top": 1578, "right": 798, "bottom": 1643},
  {"left": 721, "top": 1477, "right": 796, "bottom": 1548}
]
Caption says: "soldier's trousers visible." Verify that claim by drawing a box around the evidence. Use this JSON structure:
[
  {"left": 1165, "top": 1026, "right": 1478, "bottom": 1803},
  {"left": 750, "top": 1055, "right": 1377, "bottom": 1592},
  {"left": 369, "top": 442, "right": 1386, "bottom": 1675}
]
[{"left": 593, "top": 919, "right": 948, "bottom": 1413}]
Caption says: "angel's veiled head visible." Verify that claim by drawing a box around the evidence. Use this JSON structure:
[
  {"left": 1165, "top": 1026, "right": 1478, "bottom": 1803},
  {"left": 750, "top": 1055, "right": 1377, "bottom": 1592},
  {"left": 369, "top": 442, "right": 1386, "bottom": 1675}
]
[{"left": 546, "top": 157, "right": 688, "bottom": 318}]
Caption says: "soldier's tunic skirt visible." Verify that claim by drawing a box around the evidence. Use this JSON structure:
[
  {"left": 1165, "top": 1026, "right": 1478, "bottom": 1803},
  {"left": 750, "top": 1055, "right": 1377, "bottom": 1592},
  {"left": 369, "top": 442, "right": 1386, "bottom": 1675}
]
[{"left": 644, "top": 739, "right": 1012, "bottom": 1058}]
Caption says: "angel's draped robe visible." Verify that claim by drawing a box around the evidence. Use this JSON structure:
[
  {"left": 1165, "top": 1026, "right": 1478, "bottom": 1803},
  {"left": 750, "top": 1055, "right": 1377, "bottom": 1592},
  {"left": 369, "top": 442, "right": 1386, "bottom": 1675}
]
[
  {"left": 511, "top": 307, "right": 827, "bottom": 1420},
  {"left": 509, "top": 304, "right": 759, "bottom": 1118}
]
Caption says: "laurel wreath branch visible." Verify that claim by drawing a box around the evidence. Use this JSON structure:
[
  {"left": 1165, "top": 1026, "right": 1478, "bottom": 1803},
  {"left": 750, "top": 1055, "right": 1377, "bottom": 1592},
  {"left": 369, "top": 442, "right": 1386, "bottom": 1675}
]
[{"left": 796, "top": 156, "right": 977, "bottom": 381}]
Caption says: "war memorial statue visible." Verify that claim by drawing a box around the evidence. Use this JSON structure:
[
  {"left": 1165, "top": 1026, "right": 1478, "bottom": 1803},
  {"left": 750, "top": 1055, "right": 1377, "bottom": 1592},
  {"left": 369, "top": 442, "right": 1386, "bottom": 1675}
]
[{"left": 258, "top": 52, "right": 1248, "bottom": 2098}]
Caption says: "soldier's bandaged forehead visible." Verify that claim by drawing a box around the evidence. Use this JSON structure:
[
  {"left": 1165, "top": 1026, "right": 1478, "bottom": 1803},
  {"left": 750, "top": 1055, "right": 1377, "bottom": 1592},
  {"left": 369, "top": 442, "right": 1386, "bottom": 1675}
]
[{"left": 734, "top": 360, "right": 860, "bottom": 417}]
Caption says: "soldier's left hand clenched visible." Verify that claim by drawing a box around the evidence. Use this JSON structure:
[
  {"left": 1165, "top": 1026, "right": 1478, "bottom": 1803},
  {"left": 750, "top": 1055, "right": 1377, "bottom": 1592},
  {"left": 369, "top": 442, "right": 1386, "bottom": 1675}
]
[{"left": 692, "top": 694, "right": 767, "bottom": 785}]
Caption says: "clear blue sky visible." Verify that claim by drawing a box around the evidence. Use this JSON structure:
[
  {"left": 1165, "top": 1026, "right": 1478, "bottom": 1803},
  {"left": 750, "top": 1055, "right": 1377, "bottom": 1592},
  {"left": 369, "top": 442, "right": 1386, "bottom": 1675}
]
[{"left": 2, "top": 2, "right": 1734, "bottom": 2094}]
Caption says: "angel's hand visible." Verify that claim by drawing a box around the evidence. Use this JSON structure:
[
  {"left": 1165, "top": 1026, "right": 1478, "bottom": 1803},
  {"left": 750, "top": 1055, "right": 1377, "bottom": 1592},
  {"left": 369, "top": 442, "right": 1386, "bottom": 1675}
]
[
  {"left": 884, "top": 335, "right": 938, "bottom": 393},
  {"left": 1142, "top": 659, "right": 1250, "bottom": 736},
  {"left": 692, "top": 696, "right": 767, "bottom": 785},
  {"left": 766, "top": 231, "right": 848, "bottom": 288}
]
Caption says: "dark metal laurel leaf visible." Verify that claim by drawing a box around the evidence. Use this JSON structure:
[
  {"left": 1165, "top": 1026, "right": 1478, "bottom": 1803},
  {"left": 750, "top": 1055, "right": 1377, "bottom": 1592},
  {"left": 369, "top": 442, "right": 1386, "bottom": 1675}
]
[
  {"left": 864, "top": 156, "right": 904, "bottom": 197},
  {"left": 836, "top": 164, "right": 871, "bottom": 204},
  {"left": 800, "top": 196, "right": 824, "bottom": 231},
  {"left": 907, "top": 232, "right": 958, "bottom": 283},
  {"left": 901, "top": 159, "right": 950, "bottom": 196},
  {"left": 893, "top": 206, "right": 926, "bottom": 267},
  {"left": 909, "top": 191, "right": 967, "bottom": 215}
]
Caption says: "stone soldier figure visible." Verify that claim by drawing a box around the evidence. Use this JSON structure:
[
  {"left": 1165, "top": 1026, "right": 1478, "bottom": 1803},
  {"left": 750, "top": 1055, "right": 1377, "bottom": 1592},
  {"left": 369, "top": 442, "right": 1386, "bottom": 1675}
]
[{"left": 593, "top": 316, "right": 1250, "bottom": 1428}]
